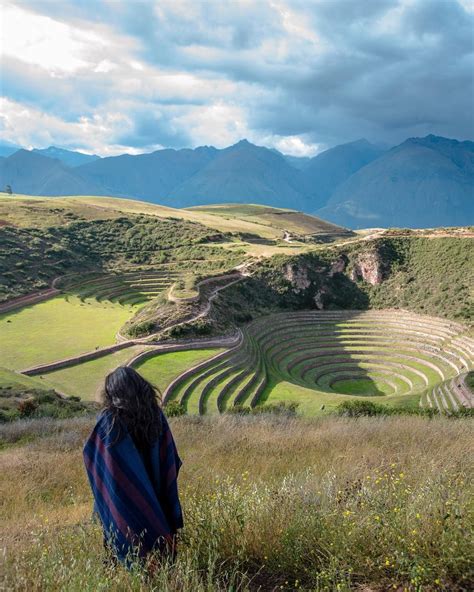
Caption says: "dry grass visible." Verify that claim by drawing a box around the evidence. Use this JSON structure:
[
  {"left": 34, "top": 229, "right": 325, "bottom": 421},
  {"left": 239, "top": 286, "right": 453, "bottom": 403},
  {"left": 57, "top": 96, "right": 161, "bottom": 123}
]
[{"left": 1, "top": 415, "right": 473, "bottom": 591}]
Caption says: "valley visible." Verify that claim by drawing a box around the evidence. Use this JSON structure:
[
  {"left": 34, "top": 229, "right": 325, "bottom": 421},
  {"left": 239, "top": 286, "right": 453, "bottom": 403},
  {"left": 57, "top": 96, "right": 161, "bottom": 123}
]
[
  {"left": 1, "top": 194, "right": 472, "bottom": 421},
  {"left": 3, "top": 4, "right": 473, "bottom": 590}
]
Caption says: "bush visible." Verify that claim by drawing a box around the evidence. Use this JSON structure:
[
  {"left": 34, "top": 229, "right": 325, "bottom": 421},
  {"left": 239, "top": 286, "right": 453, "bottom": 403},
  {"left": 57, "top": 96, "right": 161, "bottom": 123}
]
[
  {"left": 169, "top": 319, "right": 213, "bottom": 338},
  {"left": 18, "top": 399, "right": 38, "bottom": 417},
  {"left": 335, "top": 400, "right": 472, "bottom": 419},
  {"left": 164, "top": 401, "right": 186, "bottom": 417},
  {"left": 0, "top": 408, "right": 20, "bottom": 422},
  {"left": 336, "top": 400, "right": 391, "bottom": 417},
  {"left": 252, "top": 401, "right": 299, "bottom": 416},
  {"left": 226, "top": 404, "right": 251, "bottom": 415},
  {"left": 127, "top": 320, "right": 155, "bottom": 338},
  {"left": 465, "top": 371, "right": 474, "bottom": 394}
]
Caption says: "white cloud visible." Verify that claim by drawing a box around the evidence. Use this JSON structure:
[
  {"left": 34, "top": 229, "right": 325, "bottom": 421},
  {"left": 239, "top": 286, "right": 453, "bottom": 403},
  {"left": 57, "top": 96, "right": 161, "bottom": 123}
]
[
  {"left": 175, "top": 102, "right": 250, "bottom": 147},
  {"left": 0, "top": 97, "right": 136, "bottom": 155},
  {"left": 269, "top": 135, "right": 322, "bottom": 157},
  {"left": 1, "top": 3, "right": 99, "bottom": 73},
  {"left": 0, "top": 0, "right": 472, "bottom": 155}
]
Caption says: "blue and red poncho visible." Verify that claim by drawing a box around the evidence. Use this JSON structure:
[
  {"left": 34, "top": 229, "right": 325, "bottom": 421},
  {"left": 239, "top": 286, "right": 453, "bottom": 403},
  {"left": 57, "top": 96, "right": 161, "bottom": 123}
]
[{"left": 83, "top": 410, "right": 183, "bottom": 563}]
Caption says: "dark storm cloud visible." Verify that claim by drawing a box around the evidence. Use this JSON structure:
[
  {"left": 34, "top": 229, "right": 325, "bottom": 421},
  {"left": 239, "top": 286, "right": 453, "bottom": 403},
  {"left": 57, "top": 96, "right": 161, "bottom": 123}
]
[
  {"left": 117, "top": 110, "right": 192, "bottom": 149},
  {"left": 2, "top": 0, "right": 473, "bottom": 154}
]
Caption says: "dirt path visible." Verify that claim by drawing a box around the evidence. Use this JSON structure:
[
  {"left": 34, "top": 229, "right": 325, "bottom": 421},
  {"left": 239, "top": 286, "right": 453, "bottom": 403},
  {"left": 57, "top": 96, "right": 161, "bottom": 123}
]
[{"left": 116, "top": 272, "right": 245, "bottom": 343}]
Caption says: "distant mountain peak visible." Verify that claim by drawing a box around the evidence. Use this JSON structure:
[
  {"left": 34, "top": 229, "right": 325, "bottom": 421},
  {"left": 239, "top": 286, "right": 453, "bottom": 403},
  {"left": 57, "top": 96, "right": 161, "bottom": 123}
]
[{"left": 33, "top": 146, "right": 100, "bottom": 168}]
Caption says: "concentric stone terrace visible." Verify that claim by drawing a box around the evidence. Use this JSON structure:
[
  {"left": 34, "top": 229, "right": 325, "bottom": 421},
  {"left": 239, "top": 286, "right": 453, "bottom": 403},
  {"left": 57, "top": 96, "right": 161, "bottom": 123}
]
[
  {"left": 163, "top": 310, "right": 474, "bottom": 414},
  {"left": 58, "top": 266, "right": 181, "bottom": 305}
]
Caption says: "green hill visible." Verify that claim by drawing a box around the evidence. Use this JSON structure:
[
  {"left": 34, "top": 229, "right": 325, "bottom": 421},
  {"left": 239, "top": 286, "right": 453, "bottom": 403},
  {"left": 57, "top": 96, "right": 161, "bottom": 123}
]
[{"left": 214, "top": 236, "right": 474, "bottom": 324}]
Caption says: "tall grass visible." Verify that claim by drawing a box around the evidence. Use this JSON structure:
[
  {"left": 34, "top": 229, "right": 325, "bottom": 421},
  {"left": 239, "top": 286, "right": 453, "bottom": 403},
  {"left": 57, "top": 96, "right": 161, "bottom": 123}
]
[{"left": 1, "top": 415, "right": 473, "bottom": 591}]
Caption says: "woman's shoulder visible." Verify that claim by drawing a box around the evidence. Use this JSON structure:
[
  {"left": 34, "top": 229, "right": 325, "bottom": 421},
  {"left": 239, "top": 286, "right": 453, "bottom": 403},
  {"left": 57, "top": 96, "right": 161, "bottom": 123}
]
[{"left": 92, "top": 409, "right": 120, "bottom": 439}]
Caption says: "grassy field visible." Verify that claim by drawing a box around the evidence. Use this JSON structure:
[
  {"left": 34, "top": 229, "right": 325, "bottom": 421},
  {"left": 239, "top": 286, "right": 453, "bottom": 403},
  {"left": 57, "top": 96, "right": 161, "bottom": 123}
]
[
  {"left": 135, "top": 348, "right": 224, "bottom": 394},
  {"left": 1, "top": 414, "right": 472, "bottom": 591},
  {"left": 38, "top": 346, "right": 147, "bottom": 400},
  {"left": 0, "top": 195, "right": 345, "bottom": 242},
  {"left": 38, "top": 348, "right": 224, "bottom": 401},
  {"left": 264, "top": 380, "right": 421, "bottom": 416},
  {"left": 0, "top": 367, "right": 50, "bottom": 391},
  {"left": 186, "top": 204, "right": 352, "bottom": 237},
  {"left": 0, "top": 296, "right": 136, "bottom": 370}
]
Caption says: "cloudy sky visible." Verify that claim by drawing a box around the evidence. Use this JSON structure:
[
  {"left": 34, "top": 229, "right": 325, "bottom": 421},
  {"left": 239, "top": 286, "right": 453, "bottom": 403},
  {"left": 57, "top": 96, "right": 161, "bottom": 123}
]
[{"left": 1, "top": 0, "right": 473, "bottom": 157}]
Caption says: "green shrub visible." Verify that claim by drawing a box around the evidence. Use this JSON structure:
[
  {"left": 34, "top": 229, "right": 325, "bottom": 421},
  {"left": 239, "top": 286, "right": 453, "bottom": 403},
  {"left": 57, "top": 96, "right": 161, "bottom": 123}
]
[
  {"left": 164, "top": 401, "right": 186, "bottom": 417},
  {"left": 0, "top": 408, "right": 20, "bottom": 422},
  {"left": 466, "top": 371, "right": 474, "bottom": 394},
  {"left": 127, "top": 320, "right": 155, "bottom": 338},
  {"left": 252, "top": 401, "right": 299, "bottom": 416},
  {"left": 18, "top": 399, "right": 38, "bottom": 417},
  {"left": 226, "top": 404, "right": 251, "bottom": 415},
  {"left": 336, "top": 400, "right": 391, "bottom": 417}
]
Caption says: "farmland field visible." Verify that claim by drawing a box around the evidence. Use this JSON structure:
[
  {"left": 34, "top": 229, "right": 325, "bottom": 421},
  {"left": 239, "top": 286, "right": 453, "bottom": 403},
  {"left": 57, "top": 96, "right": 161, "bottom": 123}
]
[
  {"left": 38, "top": 346, "right": 148, "bottom": 399},
  {"left": 0, "top": 296, "right": 137, "bottom": 370},
  {"left": 41, "top": 347, "right": 225, "bottom": 400}
]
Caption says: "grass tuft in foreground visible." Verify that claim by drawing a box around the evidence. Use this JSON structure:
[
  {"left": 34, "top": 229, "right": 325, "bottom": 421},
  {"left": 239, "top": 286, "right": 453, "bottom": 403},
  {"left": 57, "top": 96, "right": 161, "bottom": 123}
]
[{"left": 1, "top": 415, "right": 472, "bottom": 591}]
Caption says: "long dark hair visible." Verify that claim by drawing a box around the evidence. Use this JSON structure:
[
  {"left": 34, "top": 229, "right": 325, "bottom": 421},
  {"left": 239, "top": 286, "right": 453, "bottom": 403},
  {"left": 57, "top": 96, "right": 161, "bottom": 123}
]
[{"left": 101, "top": 366, "right": 162, "bottom": 448}]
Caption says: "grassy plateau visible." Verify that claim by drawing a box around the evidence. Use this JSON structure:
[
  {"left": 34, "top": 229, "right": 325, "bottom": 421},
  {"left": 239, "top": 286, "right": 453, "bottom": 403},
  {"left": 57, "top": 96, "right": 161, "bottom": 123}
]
[{"left": 0, "top": 296, "right": 136, "bottom": 370}]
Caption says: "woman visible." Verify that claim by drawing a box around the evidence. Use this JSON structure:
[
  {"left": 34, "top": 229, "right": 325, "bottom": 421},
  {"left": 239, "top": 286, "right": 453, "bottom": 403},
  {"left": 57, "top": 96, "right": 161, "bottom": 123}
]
[{"left": 83, "top": 366, "right": 183, "bottom": 565}]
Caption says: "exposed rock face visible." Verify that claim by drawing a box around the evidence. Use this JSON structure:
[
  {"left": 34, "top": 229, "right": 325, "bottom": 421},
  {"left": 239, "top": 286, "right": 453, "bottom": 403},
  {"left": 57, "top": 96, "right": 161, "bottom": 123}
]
[
  {"left": 284, "top": 263, "right": 311, "bottom": 292},
  {"left": 313, "top": 287, "right": 328, "bottom": 310},
  {"left": 329, "top": 255, "right": 348, "bottom": 277},
  {"left": 350, "top": 250, "right": 384, "bottom": 285}
]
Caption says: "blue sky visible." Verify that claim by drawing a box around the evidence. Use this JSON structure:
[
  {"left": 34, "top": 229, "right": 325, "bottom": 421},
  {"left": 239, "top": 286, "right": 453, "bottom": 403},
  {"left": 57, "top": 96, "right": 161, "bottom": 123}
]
[{"left": 1, "top": 0, "right": 473, "bottom": 156}]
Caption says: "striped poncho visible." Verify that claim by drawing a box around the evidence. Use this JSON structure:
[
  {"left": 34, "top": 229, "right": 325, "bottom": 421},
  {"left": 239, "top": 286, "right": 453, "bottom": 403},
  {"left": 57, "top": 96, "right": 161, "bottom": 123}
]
[{"left": 83, "top": 410, "right": 183, "bottom": 563}]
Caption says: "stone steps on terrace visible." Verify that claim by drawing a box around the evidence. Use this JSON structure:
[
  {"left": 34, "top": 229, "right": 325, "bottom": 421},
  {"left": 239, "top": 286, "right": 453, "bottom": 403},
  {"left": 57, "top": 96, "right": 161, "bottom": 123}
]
[
  {"left": 298, "top": 358, "right": 429, "bottom": 388},
  {"left": 198, "top": 340, "right": 258, "bottom": 413},
  {"left": 249, "top": 311, "right": 463, "bottom": 334},
  {"left": 328, "top": 373, "right": 398, "bottom": 395},
  {"left": 272, "top": 349, "right": 448, "bottom": 387},
  {"left": 310, "top": 364, "right": 413, "bottom": 394},
  {"left": 267, "top": 343, "right": 458, "bottom": 380},
  {"left": 163, "top": 348, "right": 236, "bottom": 403}
]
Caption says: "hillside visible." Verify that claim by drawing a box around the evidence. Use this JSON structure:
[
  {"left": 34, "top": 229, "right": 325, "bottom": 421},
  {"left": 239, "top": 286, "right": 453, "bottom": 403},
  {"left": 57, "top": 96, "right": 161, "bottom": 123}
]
[
  {"left": 318, "top": 135, "right": 474, "bottom": 228},
  {"left": 300, "top": 139, "right": 384, "bottom": 209},
  {"left": 0, "top": 150, "right": 105, "bottom": 196},
  {"left": 214, "top": 236, "right": 474, "bottom": 324},
  {"left": 33, "top": 146, "right": 100, "bottom": 167},
  {"left": 186, "top": 203, "right": 352, "bottom": 239},
  {"left": 168, "top": 140, "right": 302, "bottom": 208},
  {"left": 0, "top": 195, "right": 352, "bottom": 304},
  {"left": 2, "top": 136, "right": 473, "bottom": 229},
  {"left": 0, "top": 214, "right": 231, "bottom": 303},
  {"left": 0, "top": 194, "right": 350, "bottom": 240}
]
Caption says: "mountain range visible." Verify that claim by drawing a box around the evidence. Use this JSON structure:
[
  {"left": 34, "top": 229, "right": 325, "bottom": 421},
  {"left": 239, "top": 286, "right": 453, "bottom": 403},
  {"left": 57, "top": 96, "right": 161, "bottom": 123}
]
[{"left": 0, "top": 135, "right": 472, "bottom": 229}]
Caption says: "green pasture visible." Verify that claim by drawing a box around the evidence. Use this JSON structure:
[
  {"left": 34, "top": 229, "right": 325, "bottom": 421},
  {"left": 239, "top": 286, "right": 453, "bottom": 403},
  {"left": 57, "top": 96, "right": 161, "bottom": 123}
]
[
  {"left": 0, "top": 296, "right": 136, "bottom": 370},
  {"left": 134, "top": 349, "right": 224, "bottom": 395},
  {"left": 0, "top": 367, "right": 49, "bottom": 391},
  {"left": 262, "top": 379, "right": 421, "bottom": 416},
  {"left": 39, "top": 346, "right": 147, "bottom": 400}
]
